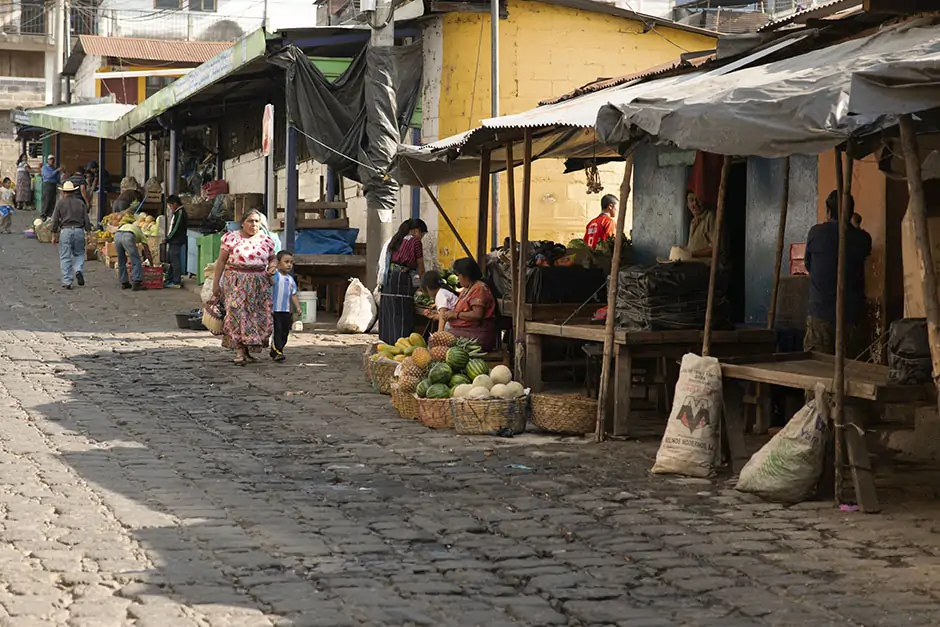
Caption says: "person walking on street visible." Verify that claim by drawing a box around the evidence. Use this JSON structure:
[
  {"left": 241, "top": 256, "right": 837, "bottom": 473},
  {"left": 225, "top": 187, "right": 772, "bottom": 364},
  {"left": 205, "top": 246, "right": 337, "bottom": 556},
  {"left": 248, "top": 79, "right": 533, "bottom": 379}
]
[
  {"left": 112, "top": 208, "right": 152, "bottom": 291},
  {"left": 163, "top": 195, "right": 188, "bottom": 288},
  {"left": 40, "top": 155, "right": 63, "bottom": 220},
  {"left": 0, "top": 178, "right": 14, "bottom": 234},
  {"left": 15, "top": 154, "right": 31, "bottom": 212},
  {"left": 270, "top": 251, "right": 301, "bottom": 362},
  {"left": 50, "top": 181, "right": 91, "bottom": 290}
]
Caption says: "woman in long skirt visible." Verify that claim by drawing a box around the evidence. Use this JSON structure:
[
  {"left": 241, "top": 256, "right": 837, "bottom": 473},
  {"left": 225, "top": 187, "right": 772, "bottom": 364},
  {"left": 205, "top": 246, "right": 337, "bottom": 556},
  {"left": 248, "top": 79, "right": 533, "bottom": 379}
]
[
  {"left": 378, "top": 218, "right": 427, "bottom": 344},
  {"left": 15, "top": 154, "right": 31, "bottom": 211}
]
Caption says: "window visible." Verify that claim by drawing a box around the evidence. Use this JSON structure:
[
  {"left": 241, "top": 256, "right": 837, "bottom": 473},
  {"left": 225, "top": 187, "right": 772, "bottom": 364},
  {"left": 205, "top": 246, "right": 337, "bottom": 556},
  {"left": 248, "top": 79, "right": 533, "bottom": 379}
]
[
  {"left": 145, "top": 75, "right": 176, "bottom": 99},
  {"left": 154, "top": 0, "right": 181, "bottom": 9},
  {"left": 189, "top": 0, "right": 217, "bottom": 12}
]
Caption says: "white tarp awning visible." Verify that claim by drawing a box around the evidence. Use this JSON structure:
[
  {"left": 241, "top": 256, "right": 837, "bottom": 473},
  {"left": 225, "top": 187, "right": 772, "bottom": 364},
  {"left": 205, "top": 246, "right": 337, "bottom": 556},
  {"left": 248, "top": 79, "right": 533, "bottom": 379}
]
[{"left": 595, "top": 17, "right": 940, "bottom": 158}]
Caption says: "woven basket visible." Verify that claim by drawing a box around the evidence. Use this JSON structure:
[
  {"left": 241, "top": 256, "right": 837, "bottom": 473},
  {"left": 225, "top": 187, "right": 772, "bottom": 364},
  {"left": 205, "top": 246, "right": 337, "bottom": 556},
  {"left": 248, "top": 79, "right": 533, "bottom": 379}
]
[
  {"left": 371, "top": 357, "right": 398, "bottom": 395},
  {"left": 417, "top": 397, "right": 453, "bottom": 429},
  {"left": 531, "top": 393, "right": 597, "bottom": 435},
  {"left": 451, "top": 395, "right": 529, "bottom": 436},
  {"left": 391, "top": 384, "right": 420, "bottom": 420}
]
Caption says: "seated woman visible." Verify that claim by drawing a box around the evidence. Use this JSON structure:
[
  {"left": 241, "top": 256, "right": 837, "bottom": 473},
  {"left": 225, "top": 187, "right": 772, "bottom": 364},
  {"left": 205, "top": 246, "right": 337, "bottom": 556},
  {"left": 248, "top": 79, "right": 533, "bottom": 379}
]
[
  {"left": 420, "top": 270, "right": 459, "bottom": 333},
  {"left": 440, "top": 258, "right": 498, "bottom": 351}
]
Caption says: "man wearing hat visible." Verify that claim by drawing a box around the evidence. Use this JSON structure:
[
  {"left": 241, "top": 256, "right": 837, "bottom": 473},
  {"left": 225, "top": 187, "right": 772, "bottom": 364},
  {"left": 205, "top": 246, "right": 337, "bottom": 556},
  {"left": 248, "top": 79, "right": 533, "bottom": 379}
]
[
  {"left": 50, "top": 181, "right": 91, "bottom": 290},
  {"left": 40, "top": 155, "right": 64, "bottom": 220}
]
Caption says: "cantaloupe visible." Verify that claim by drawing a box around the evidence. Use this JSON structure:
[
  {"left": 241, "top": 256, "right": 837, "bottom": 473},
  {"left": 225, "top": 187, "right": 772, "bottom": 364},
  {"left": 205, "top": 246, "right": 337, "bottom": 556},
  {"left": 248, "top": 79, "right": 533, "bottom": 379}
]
[
  {"left": 472, "top": 374, "right": 493, "bottom": 390},
  {"left": 490, "top": 365, "right": 512, "bottom": 385},
  {"left": 490, "top": 383, "right": 509, "bottom": 398},
  {"left": 452, "top": 383, "right": 473, "bottom": 398},
  {"left": 505, "top": 381, "right": 524, "bottom": 398},
  {"left": 467, "top": 386, "right": 491, "bottom": 399}
]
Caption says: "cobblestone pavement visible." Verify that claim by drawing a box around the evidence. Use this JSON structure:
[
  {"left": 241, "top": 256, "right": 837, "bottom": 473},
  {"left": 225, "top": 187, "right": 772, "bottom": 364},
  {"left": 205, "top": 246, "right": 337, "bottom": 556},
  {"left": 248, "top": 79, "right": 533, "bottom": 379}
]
[{"left": 4, "top": 212, "right": 940, "bottom": 626}]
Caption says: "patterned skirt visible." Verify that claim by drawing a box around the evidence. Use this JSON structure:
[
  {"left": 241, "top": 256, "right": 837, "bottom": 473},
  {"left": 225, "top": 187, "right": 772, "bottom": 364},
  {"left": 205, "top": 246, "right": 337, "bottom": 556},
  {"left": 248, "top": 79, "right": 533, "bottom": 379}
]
[
  {"left": 221, "top": 267, "right": 273, "bottom": 351},
  {"left": 15, "top": 170, "right": 30, "bottom": 203},
  {"left": 379, "top": 268, "right": 415, "bottom": 345}
]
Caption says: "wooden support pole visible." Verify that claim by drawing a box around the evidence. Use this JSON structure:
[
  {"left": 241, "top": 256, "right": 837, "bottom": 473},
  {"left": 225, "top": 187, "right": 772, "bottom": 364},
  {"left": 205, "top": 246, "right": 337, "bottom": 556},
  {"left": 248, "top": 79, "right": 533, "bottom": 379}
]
[
  {"left": 701, "top": 155, "right": 732, "bottom": 357},
  {"left": 900, "top": 114, "right": 940, "bottom": 417},
  {"left": 505, "top": 141, "right": 519, "bottom": 376},
  {"left": 833, "top": 148, "right": 853, "bottom": 504},
  {"left": 515, "top": 130, "right": 533, "bottom": 384},
  {"left": 595, "top": 149, "right": 636, "bottom": 442},
  {"left": 767, "top": 156, "right": 791, "bottom": 329},
  {"left": 477, "top": 150, "right": 492, "bottom": 268},
  {"left": 404, "top": 160, "right": 475, "bottom": 261}
]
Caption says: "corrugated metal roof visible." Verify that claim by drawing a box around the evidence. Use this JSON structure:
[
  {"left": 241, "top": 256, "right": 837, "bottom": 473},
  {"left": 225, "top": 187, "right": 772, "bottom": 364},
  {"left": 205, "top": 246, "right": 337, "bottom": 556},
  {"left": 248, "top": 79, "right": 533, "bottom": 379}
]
[
  {"left": 539, "top": 54, "right": 714, "bottom": 106},
  {"left": 77, "top": 35, "right": 233, "bottom": 63},
  {"left": 758, "top": 0, "right": 861, "bottom": 33}
]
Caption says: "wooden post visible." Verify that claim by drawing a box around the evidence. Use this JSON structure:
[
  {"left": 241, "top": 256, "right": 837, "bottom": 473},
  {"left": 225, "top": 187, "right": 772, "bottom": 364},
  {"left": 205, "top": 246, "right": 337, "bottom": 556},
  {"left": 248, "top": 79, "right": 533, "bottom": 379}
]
[
  {"left": 701, "top": 155, "right": 732, "bottom": 357},
  {"left": 595, "top": 149, "right": 636, "bottom": 442},
  {"left": 833, "top": 148, "right": 853, "bottom": 505},
  {"left": 505, "top": 141, "right": 519, "bottom": 376},
  {"left": 767, "top": 156, "right": 790, "bottom": 329},
  {"left": 477, "top": 150, "right": 491, "bottom": 267},
  {"left": 403, "top": 160, "right": 475, "bottom": 261},
  {"left": 900, "top": 114, "right": 940, "bottom": 414},
  {"left": 515, "top": 130, "right": 533, "bottom": 384}
]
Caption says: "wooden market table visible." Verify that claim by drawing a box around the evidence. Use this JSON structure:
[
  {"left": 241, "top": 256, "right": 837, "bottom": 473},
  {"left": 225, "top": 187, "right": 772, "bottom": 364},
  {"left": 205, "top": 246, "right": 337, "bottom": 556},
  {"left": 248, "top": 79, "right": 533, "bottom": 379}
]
[
  {"left": 292, "top": 254, "right": 367, "bottom": 316},
  {"left": 524, "top": 322, "right": 777, "bottom": 436},
  {"left": 719, "top": 352, "right": 935, "bottom": 512}
]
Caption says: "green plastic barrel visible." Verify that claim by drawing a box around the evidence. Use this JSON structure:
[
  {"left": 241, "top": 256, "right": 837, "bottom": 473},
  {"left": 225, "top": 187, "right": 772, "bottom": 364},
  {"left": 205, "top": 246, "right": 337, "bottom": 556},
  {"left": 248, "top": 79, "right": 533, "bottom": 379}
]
[{"left": 197, "top": 233, "right": 222, "bottom": 284}]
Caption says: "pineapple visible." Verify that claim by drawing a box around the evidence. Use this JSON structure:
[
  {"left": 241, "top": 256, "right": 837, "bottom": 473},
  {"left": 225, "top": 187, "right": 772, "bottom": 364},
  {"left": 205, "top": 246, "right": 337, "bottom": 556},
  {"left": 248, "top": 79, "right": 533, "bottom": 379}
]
[
  {"left": 402, "top": 356, "right": 427, "bottom": 380},
  {"left": 412, "top": 347, "right": 432, "bottom": 369},
  {"left": 399, "top": 375, "right": 420, "bottom": 393},
  {"left": 429, "top": 331, "right": 457, "bottom": 349},
  {"left": 430, "top": 345, "right": 448, "bottom": 362}
]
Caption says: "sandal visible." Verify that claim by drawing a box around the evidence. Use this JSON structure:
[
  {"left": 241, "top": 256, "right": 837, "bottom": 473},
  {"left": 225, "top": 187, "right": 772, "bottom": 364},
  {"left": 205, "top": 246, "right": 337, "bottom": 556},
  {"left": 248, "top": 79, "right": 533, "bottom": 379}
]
[{"left": 233, "top": 357, "right": 246, "bottom": 366}]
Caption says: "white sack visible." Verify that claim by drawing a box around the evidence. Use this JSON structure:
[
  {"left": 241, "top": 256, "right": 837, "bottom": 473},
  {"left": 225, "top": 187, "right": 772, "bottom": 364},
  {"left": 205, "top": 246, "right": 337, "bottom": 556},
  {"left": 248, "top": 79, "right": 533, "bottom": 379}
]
[
  {"left": 651, "top": 353, "right": 722, "bottom": 478},
  {"left": 337, "top": 278, "right": 377, "bottom": 333},
  {"left": 736, "top": 383, "right": 830, "bottom": 503}
]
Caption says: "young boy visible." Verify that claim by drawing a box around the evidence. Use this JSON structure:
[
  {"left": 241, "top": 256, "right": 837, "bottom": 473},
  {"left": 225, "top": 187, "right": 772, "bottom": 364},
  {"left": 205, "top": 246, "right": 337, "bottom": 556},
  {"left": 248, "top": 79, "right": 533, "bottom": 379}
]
[
  {"left": 0, "top": 178, "right": 14, "bottom": 233},
  {"left": 271, "top": 251, "right": 302, "bottom": 362}
]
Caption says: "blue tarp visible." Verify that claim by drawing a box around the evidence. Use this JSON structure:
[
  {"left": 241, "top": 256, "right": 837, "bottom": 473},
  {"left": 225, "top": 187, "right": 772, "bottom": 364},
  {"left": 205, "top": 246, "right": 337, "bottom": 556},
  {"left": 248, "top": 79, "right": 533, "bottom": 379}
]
[{"left": 294, "top": 228, "right": 359, "bottom": 255}]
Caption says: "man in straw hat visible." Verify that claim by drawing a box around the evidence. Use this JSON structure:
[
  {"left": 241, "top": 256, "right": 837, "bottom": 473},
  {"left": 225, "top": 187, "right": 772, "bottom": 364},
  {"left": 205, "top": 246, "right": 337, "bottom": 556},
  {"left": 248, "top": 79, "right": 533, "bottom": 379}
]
[{"left": 50, "top": 181, "right": 91, "bottom": 290}]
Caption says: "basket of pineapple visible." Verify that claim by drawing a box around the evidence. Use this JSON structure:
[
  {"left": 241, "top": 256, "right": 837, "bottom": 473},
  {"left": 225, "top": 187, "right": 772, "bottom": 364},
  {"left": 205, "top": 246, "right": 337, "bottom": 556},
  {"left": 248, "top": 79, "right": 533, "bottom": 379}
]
[{"left": 370, "top": 332, "right": 427, "bottom": 395}]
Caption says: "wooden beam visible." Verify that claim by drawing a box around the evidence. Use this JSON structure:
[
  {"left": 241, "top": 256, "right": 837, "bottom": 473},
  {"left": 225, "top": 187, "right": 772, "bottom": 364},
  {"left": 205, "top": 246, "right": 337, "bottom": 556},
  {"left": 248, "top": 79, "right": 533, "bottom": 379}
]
[
  {"left": 516, "top": 130, "right": 533, "bottom": 384},
  {"left": 477, "top": 150, "right": 491, "bottom": 268},
  {"left": 834, "top": 148, "right": 853, "bottom": 505},
  {"left": 701, "top": 155, "right": 732, "bottom": 357},
  {"left": 900, "top": 114, "right": 940, "bottom": 423},
  {"left": 506, "top": 141, "right": 520, "bottom": 378},
  {"left": 767, "top": 156, "right": 790, "bottom": 329},
  {"left": 403, "top": 160, "right": 475, "bottom": 261},
  {"left": 595, "top": 149, "right": 636, "bottom": 442}
]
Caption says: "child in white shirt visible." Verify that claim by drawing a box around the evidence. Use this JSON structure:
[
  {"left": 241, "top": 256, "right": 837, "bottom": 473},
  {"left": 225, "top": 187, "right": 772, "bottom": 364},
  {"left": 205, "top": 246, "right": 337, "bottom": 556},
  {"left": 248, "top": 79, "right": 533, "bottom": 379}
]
[
  {"left": 0, "top": 178, "right": 14, "bottom": 233},
  {"left": 421, "top": 271, "right": 458, "bottom": 332}
]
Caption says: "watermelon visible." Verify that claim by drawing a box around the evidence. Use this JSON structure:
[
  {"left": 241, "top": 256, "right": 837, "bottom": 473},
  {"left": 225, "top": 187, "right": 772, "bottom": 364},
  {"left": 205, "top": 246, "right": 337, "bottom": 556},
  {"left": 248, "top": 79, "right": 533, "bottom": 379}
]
[
  {"left": 416, "top": 378, "right": 432, "bottom": 398},
  {"left": 428, "top": 362, "right": 453, "bottom": 385},
  {"left": 450, "top": 373, "right": 471, "bottom": 388},
  {"left": 426, "top": 383, "right": 451, "bottom": 399},
  {"left": 445, "top": 346, "right": 470, "bottom": 371},
  {"left": 465, "top": 358, "right": 490, "bottom": 380}
]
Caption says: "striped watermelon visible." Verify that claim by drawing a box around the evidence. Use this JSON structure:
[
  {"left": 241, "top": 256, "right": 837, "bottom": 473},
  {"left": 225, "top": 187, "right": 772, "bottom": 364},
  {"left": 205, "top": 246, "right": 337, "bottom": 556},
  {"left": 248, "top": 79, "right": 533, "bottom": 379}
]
[
  {"left": 465, "top": 358, "right": 489, "bottom": 380},
  {"left": 416, "top": 379, "right": 432, "bottom": 398},
  {"left": 426, "top": 383, "right": 451, "bottom": 399},
  {"left": 445, "top": 347, "right": 470, "bottom": 371}
]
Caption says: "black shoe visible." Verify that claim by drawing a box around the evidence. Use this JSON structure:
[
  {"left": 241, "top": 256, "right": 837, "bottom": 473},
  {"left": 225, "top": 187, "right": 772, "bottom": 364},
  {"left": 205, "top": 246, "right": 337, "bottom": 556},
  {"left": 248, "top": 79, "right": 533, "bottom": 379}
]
[
  {"left": 274, "top": 353, "right": 286, "bottom": 362},
  {"left": 121, "top": 282, "right": 132, "bottom": 290},
  {"left": 132, "top": 282, "right": 147, "bottom": 291},
  {"left": 76, "top": 272, "right": 84, "bottom": 286},
  {"left": 62, "top": 284, "right": 71, "bottom": 290}
]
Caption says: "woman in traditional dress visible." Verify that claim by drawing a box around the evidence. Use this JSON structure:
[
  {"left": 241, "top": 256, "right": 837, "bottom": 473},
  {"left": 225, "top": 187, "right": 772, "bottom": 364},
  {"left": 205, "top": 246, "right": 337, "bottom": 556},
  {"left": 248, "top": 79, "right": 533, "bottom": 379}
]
[
  {"left": 440, "top": 257, "right": 499, "bottom": 351},
  {"left": 211, "top": 210, "right": 277, "bottom": 365},
  {"left": 378, "top": 218, "right": 427, "bottom": 344},
  {"left": 15, "top": 154, "right": 31, "bottom": 211}
]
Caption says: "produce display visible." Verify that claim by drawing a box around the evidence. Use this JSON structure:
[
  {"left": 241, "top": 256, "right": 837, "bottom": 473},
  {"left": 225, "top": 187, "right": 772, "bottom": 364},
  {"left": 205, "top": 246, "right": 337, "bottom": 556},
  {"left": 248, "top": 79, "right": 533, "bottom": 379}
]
[
  {"left": 102, "top": 210, "right": 160, "bottom": 237},
  {"left": 375, "top": 333, "right": 427, "bottom": 363}
]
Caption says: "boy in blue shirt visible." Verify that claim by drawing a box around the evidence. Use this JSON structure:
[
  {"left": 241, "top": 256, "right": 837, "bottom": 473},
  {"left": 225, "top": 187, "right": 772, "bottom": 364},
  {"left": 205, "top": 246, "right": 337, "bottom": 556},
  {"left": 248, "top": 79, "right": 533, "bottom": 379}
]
[
  {"left": 0, "top": 178, "right": 14, "bottom": 233},
  {"left": 271, "top": 251, "right": 301, "bottom": 362}
]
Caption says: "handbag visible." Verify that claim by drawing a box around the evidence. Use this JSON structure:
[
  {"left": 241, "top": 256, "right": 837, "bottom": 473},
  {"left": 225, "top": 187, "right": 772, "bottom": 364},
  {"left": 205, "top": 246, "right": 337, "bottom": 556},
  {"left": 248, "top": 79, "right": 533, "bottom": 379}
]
[{"left": 202, "top": 300, "right": 225, "bottom": 336}]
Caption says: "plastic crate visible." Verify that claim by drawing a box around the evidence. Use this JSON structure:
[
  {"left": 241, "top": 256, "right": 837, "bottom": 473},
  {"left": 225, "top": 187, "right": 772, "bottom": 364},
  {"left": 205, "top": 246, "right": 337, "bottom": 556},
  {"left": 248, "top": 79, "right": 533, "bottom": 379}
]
[
  {"left": 141, "top": 266, "right": 163, "bottom": 289},
  {"left": 197, "top": 233, "right": 222, "bottom": 285}
]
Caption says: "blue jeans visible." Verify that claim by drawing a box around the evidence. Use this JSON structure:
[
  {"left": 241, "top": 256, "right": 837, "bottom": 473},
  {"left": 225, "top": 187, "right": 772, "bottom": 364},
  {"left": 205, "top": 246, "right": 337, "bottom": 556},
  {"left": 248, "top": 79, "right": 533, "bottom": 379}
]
[
  {"left": 58, "top": 227, "right": 85, "bottom": 286},
  {"left": 114, "top": 231, "right": 142, "bottom": 285}
]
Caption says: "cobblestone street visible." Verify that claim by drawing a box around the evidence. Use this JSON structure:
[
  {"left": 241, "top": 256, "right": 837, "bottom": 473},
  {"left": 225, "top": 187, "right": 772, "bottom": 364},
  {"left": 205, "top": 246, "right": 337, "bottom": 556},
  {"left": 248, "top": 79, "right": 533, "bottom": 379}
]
[{"left": 4, "top": 211, "right": 940, "bottom": 626}]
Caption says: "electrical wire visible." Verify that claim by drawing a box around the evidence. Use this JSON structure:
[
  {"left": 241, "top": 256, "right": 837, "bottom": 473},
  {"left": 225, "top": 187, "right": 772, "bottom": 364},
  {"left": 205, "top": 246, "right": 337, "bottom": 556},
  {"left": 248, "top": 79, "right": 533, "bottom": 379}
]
[
  {"left": 620, "top": 0, "right": 691, "bottom": 54},
  {"left": 290, "top": 124, "right": 383, "bottom": 175}
]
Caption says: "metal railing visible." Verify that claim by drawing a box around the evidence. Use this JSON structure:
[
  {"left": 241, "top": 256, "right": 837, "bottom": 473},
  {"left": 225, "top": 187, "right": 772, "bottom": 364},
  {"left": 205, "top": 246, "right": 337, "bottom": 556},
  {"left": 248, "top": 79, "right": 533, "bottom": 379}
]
[
  {"left": 72, "top": 7, "right": 264, "bottom": 41},
  {"left": 0, "top": 0, "right": 50, "bottom": 36}
]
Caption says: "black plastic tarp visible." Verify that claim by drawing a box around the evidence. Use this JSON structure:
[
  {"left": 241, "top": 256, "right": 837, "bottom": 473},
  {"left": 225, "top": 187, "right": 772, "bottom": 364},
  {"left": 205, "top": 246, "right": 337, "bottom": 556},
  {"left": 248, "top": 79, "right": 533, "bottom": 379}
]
[{"left": 271, "top": 42, "right": 423, "bottom": 193}]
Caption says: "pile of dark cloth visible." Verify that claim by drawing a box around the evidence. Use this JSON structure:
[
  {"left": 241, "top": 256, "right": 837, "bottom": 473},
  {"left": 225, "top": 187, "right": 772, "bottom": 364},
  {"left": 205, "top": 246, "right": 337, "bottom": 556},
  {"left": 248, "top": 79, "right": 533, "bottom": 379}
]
[
  {"left": 887, "top": 318, "right": 932, "bottom": 385},
  {"left": 616, "top": 262, "right": 730, "bottom": 331}
]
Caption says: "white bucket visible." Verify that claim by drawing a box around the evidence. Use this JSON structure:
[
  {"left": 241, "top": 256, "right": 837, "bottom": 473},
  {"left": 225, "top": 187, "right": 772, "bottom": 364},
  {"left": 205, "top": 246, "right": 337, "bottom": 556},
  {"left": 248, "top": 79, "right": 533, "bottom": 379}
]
[{"left": 298, "top": 291, "right": 317, "bottom": 324}]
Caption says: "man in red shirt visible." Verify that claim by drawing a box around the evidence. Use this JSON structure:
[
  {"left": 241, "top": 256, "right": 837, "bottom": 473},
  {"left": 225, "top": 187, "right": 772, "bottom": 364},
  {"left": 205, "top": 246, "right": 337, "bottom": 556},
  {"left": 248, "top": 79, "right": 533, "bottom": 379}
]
[{"left": 584, "top": 194, "right": 618, "bottom": 249}]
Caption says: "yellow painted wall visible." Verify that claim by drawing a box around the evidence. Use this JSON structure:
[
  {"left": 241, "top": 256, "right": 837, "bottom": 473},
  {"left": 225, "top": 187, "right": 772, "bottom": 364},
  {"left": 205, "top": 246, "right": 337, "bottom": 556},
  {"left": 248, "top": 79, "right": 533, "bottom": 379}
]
[{"left": 433, "top": 0, "right": 716, "bottom": 264}]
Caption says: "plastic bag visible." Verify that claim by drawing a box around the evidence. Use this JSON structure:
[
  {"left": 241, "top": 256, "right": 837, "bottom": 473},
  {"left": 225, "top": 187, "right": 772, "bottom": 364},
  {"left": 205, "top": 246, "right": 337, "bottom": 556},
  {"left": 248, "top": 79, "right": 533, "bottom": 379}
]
[
  {"left": 337, "top": 278, "right": 377, "bottom": 333},
  {"left": 651, "top": 353, "right": 722, "bottom": 478},
  {"left": 736, "top": 384, "right": 830, "bottom": 503}
]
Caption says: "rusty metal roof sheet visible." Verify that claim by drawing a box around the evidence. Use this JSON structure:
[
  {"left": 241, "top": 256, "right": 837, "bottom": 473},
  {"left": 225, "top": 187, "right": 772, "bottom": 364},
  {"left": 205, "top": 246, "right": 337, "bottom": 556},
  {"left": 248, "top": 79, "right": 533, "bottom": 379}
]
[
  {"left": 76, "top": 35, "right": 233, "bottom": 63},
  {"left": 758, "top": 0, "right": 861, "bottom": 33},
  {"left": 539, "top": 53, "right": 715, "bottom": 106}
]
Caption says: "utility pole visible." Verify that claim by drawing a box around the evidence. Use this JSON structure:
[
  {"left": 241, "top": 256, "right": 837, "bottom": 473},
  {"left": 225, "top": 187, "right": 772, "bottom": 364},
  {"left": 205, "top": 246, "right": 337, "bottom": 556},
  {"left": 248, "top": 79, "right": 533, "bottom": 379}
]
[
  {"left": 490, "top": 0, "right": 499, "bottom": 250},
  {"left": 363, "top": 0, "right": 396, "bottom": 289},
  {"left": 52, "top": 0, "right": 65, "bottom": 103}
]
